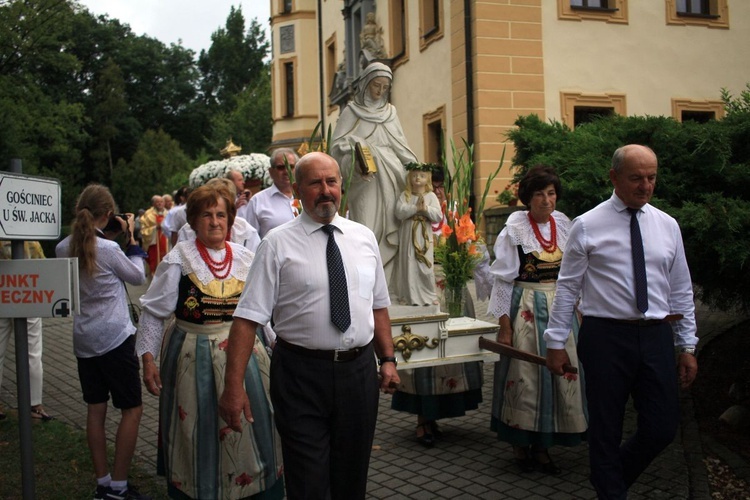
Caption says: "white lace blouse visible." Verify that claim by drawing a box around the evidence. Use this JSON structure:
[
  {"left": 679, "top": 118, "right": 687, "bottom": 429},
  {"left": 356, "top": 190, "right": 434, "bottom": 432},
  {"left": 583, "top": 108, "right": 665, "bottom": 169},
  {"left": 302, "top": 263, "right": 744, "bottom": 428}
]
[
  {"left": 487, "top": 210, "right": 571, "bottom": 318},
  {"left": 135, "top": 240, "right": 252, "bottom": 358}
]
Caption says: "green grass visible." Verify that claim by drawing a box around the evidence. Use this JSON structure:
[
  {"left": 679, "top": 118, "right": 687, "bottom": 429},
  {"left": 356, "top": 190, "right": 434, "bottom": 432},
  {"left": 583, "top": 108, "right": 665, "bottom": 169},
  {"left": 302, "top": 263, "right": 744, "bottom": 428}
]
[{"left": 0, "top": 410, "right": 167, "bottom": 499}]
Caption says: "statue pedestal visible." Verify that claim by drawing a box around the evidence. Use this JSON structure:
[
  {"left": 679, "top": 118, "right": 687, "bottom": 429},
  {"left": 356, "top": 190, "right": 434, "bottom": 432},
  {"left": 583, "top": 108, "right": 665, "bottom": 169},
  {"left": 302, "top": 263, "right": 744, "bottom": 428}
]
[{"left": 389, "top": 305, "right": 498, "bottom": 369}]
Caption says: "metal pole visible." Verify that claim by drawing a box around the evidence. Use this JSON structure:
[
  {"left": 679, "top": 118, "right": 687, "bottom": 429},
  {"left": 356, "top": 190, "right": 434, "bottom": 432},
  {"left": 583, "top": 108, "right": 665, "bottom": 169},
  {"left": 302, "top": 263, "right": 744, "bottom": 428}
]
[{"left": 9, "top": 158, "right": 36, "bottom": 500}]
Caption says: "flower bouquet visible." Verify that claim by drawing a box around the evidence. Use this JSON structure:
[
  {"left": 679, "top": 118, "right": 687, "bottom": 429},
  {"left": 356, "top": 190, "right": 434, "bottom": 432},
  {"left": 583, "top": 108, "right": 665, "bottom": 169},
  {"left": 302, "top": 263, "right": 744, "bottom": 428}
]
[{"left": 435, "top": 140, "right": 504, "bottom": 317}]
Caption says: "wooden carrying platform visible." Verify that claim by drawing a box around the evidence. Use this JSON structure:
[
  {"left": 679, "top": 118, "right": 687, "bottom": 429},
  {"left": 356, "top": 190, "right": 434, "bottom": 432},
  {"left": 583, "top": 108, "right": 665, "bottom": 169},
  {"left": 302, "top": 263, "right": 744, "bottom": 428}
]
[{"left": 389, "top": 305, "right": 499, "bottom": 369}]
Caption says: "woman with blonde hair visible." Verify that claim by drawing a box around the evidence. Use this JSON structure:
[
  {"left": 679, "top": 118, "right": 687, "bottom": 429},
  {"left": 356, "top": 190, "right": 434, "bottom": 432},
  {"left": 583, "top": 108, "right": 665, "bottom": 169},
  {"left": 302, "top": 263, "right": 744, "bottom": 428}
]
[{"left": 56, "top": 184, "right": 150, "bottom": 499}]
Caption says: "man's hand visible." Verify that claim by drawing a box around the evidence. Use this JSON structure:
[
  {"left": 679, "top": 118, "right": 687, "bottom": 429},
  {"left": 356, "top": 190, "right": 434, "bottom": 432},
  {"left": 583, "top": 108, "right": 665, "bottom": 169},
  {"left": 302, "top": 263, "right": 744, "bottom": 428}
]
[
  {"left": 379, "top": 363, "right": 400, "bottom": 394},
  {"left": 219, "top": 317, "right": 259, "bottom": 431},
  {"left": 677, "top": 353, "right": 698, "bottom": 389},
  {"left": 546, "top": 348, "right": 571, "bottom": 376},
  {"left": 218, "top": 385, "right": 253, "bottom": 432},
  {"left": 236, "top": 194, "right": 250, "bottom": 210}
]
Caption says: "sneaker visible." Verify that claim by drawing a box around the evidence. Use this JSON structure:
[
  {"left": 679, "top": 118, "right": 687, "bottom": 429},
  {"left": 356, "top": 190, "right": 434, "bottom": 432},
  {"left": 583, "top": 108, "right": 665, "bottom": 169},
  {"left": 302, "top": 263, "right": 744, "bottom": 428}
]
[
  {"left": 103, "top": 485, "right": 152, "bottom": 500},
  {"left": 93, "top": 485, "right": 109, "bottom": 500}
]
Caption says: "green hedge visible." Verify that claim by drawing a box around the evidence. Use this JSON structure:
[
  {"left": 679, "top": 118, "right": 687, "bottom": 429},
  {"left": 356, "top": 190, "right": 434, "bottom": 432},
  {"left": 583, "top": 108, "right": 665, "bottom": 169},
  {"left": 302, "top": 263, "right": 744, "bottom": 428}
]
[{"left": 507, "top": 110, "right": 750, "bottom": 312}]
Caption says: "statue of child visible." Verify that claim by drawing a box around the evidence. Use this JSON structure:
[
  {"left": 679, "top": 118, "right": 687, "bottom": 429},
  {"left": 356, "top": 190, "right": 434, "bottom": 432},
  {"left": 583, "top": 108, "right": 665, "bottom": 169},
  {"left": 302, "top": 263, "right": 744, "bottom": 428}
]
[{"left": 393, "top": 166, "right": 443, "bottom": 305}]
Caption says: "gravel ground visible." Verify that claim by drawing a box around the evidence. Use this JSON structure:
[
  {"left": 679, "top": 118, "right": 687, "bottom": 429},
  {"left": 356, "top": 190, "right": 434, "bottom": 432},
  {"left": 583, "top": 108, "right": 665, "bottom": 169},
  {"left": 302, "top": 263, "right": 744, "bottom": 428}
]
[{"left": 705, "top": 455, "right": 750, "bottom": 499}]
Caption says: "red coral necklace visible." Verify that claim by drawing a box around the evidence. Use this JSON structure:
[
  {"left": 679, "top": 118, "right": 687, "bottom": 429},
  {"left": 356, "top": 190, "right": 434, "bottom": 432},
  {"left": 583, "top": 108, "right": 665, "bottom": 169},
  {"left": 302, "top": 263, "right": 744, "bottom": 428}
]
[
  {"left": 195, "top": 239, "right": 233, "bottom": 279},
  {"left": 528, "top": 212, "right": 557, "bottom": 253}
]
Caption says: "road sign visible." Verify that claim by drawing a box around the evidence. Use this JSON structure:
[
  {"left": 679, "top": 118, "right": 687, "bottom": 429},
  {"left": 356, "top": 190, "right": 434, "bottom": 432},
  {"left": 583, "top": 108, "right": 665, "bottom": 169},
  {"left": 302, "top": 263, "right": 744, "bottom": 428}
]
[
  {"left": 0, "top": 258, "right": 80, "bottom": 318},
  {"left": 0, "top": 172, "right": 61, "bottom": 240}
]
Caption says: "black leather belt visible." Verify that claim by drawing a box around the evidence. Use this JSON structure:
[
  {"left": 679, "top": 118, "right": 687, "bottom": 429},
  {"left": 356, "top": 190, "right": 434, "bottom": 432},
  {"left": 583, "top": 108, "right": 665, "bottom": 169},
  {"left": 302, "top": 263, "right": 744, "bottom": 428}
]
[
  {"left": 588, "top": 316, "right": 682, "bottom": 327},
  {"left": 276, "top": 337, "right": 371, "bottom": 362}
]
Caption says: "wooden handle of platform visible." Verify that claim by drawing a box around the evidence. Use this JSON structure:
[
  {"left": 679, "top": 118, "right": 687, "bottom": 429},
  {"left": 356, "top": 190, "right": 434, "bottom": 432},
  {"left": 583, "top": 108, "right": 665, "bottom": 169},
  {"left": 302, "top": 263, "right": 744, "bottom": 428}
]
[{"left": 478, "top": 336, "right": 578, "bottom": 375}]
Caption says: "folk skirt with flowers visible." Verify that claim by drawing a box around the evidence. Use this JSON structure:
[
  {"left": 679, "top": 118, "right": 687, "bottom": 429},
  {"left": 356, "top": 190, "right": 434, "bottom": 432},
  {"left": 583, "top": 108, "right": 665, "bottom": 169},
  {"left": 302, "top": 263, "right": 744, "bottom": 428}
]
[
  {"left": 159, "top": 320, "right": 283, "bottom": 499},
  {"left": 490, "top": 282, "right": 588, "bottom": 447}
]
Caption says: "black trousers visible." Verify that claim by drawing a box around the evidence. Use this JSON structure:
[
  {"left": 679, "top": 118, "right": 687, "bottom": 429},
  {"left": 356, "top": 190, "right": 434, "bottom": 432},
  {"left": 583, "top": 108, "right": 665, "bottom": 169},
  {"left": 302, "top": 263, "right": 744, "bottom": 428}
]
[
  {"left": 578, "top": 317, "right": 680, "bottom": 500},
  {"left": 270, "top": 341, "right": 379, "bottom": 500}
]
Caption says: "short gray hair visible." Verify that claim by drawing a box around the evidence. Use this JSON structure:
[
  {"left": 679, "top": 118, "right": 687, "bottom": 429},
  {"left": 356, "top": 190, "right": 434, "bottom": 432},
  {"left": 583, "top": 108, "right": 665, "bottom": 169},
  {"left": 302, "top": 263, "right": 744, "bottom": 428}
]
[{"left": 270, "top": 148, "right": 299, "bottom": 167}]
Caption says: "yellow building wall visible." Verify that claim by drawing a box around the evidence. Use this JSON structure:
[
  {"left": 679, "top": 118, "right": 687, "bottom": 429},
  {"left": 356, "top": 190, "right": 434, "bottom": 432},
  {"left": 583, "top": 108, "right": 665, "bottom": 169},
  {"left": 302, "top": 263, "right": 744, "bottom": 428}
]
[
  {"left": 541, "top": 1, "right": 750, "bottom": 123},
  {"left": 270, "top": 0, "right": 320, "bottom": 147},
  {"left": 388, "top": 1, "right": 453, "bottom": 164},
  {"left": 270, "top": 0, "right": 750, "bottom": 212}
]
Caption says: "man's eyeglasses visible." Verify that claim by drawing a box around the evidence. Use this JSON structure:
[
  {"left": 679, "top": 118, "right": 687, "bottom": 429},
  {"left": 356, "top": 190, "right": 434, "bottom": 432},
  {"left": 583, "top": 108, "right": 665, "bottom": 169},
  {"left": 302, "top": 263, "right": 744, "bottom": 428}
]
[{"left": 273, "top": 164, "right": 292, "bottom": 170}]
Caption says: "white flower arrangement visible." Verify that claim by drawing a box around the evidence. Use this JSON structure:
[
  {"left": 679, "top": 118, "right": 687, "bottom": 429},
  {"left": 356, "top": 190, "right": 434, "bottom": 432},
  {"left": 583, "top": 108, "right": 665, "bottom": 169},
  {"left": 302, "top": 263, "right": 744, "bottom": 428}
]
[{"left": 188, "top": 153, "right": 272, "bottom": 189}]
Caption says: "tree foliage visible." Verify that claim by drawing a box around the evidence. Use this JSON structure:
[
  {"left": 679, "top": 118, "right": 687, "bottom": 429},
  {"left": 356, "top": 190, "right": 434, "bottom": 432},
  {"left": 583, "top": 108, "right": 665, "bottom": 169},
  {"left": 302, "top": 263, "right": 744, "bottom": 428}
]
[
  {"left": 111, "top": 129, "right": 192, "bottom": 213},
  {"left": 0, "top": 0, "right": 271, "bottom": 222},
  {"left": 507, "top": 101, "right": 750, "bottom": 312}
]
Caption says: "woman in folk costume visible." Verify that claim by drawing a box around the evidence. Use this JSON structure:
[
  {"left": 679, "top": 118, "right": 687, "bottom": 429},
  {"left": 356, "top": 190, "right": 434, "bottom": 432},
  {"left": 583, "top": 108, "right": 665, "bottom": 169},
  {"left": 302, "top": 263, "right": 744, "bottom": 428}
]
[
  {"left": 330, "top": 61, "right": 417, "bottom": 283},
  {"left": 136, "top": 183, "right": 283, "bottom": 499},
  {"left": 488, "top": 165, "right": 587, "bottom": 474}
]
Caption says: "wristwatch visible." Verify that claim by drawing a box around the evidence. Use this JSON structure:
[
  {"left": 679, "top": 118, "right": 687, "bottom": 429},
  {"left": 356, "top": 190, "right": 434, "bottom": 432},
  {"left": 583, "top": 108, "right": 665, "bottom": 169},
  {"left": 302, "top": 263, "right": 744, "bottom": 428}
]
[
  {"left": 378, "top": 356, "right": 398, "bottom": 367},
  {"left": 676, "top": 346, "right": 696, "bottom": 356}
]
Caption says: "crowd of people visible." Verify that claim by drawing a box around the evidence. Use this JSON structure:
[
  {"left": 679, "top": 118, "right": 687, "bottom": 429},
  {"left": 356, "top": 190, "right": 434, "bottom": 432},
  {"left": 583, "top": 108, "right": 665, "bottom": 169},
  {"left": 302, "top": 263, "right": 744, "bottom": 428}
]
[{"left": 1, "top": 61, "right": 698, "bottom": 500}]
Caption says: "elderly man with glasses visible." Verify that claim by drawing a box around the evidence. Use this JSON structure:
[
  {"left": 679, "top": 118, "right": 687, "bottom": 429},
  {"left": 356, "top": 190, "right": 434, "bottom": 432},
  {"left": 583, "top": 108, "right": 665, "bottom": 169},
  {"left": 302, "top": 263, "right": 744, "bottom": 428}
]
[{"left": 239, "top": 148, "right": 299, "bottom": 238}]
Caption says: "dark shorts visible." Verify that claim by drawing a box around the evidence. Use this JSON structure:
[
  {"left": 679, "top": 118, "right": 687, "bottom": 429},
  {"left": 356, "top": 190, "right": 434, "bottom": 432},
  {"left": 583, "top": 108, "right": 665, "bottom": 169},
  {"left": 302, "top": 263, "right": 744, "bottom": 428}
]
[{"left": 76, "top": 335, "right": 142, "bottom": 410}]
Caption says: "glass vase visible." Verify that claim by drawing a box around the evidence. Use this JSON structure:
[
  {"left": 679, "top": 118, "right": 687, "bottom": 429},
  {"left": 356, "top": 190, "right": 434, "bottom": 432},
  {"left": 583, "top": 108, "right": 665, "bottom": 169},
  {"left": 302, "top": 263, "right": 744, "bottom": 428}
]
[{"left": 443, "top": 285, "right": 466, "bottom": 318}]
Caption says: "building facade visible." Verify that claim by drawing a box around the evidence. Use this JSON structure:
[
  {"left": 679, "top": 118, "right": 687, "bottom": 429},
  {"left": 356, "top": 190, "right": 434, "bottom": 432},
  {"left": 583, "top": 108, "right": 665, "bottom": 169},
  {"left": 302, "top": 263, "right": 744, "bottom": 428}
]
[{"left": 268, "top": 0, "right": 750, "bottom": 206}]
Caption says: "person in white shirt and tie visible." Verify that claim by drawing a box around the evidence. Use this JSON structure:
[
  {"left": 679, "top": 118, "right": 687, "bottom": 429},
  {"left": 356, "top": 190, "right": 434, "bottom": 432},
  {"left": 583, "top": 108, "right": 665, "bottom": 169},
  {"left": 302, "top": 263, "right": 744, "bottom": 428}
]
[
  {"left": 544, "top": 144, "right": 698, "bottom": 499},
  {"left": 239, "top": 148, "right": 299, "bottom": 238},
  {"left": 219, "top": 152, "right": 400, "bottom": 500}
]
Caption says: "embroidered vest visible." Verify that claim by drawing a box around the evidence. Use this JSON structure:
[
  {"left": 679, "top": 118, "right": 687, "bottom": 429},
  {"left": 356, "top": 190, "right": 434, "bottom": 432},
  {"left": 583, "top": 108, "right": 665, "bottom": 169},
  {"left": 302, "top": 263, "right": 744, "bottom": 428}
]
[{"left": 175, "top": 273, "right": 243, "bottom": 325}]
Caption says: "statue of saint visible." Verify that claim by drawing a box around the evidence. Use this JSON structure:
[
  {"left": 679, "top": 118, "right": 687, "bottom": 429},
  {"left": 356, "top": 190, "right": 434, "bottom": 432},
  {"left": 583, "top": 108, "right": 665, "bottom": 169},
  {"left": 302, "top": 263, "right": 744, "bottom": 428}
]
[
  {"left": 359, "top": 12, "right": 387, "bottom": 59},
  {"left": 331, "top": 62, "right": 418, "bottom": 284},
  {"left": 393, "top": 167, "right": 442, "bottom": 305}
]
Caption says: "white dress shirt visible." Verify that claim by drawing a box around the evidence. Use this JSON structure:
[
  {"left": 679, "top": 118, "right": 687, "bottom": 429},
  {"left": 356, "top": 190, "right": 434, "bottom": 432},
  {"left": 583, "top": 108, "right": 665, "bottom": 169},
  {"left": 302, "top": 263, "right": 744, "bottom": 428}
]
[
  {"left": 56, "top": 235, "right": 147, "bottom": 358},
  {"left": 234, "top": 212, "right": 390, "bottom": 351},
  {"left": 176, "top": 217, "right": 260, "bottom": 252},
  {"left": 239, "top": 184, "right": 296, "bottom": 239},
  {"left": 544, "top": 192, "right": 697, "bottom": 350},
  {"left": 162, "top": 204, "right": 187, "bottom": 238}
]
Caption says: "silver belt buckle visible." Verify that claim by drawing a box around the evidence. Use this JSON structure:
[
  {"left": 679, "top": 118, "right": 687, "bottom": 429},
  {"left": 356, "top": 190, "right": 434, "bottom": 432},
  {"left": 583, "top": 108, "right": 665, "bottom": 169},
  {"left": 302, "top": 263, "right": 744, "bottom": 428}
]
[{"left": 333, "top": 349, "right": 345, "bottom": 362}]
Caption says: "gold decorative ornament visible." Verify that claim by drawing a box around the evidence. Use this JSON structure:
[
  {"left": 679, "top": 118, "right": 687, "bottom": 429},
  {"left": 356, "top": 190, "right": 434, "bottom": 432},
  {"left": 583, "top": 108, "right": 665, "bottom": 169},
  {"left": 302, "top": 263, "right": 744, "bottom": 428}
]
[
  {"left": 220, "top": 138, "right": 242, "bottom": 158},
  {"left": 392, "top": 324, "right": 439, "bottom": 361}
]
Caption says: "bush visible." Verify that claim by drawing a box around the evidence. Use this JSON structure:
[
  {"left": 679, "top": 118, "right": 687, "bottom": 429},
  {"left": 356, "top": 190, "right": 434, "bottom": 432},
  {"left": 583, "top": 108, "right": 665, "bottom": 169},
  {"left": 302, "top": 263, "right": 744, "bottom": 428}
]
[{"left": 507, "top": 106, "right": 750, "bottom": 312}]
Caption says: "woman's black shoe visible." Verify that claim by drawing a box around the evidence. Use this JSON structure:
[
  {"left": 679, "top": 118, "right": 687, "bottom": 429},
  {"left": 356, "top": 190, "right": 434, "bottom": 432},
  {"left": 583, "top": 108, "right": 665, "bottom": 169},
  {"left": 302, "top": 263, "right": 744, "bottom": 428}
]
[
  {"left": 533, "top": 450, "right": 561, "bottom": 475},
  {"left": 513, "top": 446, "right": 535, "bottom": 473},
  {"left": 428, "top": 420, "right": 443, "bottom": 437},
  {"left": 416, "top": 424, "right": 434, "bottom": 448},
  {"left": 515, "top": 456, "right": 536, "bottom": 473}
]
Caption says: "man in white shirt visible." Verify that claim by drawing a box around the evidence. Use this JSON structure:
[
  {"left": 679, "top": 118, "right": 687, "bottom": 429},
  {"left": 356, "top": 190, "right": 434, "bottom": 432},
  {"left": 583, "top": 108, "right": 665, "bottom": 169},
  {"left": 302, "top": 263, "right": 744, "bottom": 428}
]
[
  {"left": 219, "top": 152, "right": 399, "bottom": 500},
  {"left": 226, "top": 169, "right": 251, "bottom": 211},
  {"left": 239, "top": 148, "right": 299, "bottom": 238},
  {"left": 544, "top": 144, "right": 698, "bottom": 499}
]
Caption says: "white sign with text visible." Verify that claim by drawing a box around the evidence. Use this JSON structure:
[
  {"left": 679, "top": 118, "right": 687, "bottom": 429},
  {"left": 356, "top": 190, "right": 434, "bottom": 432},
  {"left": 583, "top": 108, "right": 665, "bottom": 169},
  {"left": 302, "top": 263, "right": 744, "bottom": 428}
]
[
  {"left": 0, "top": 258, "right": 80, "bottom": 318},
  {"left": 0, "top": 172, "right": 61, "bottom": 240}
]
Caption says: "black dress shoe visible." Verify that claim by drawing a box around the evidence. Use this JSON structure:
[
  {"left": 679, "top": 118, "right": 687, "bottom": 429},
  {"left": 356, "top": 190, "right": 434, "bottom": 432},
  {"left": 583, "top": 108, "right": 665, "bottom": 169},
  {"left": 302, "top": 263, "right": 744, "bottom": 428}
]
[{"left": 416, "top": 424, "right": 434, "bottom": 448}]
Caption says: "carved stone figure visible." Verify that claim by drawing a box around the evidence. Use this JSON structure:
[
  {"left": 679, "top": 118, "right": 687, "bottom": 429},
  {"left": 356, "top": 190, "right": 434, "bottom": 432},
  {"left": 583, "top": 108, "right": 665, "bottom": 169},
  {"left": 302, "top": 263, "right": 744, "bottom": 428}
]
[
  {"left": 359, "top": 12, "right": 387, "bottom": 59},
  {"left": 393, "top": 168, "right": 442, "bottom": 305},
  {"left": 330, "top": 62, "right": 418, "bottom": 285}
]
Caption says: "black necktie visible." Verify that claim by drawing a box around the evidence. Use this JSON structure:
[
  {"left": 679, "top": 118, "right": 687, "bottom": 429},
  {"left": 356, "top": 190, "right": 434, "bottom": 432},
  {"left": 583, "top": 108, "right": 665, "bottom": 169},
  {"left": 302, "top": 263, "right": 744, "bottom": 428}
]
[
  {"left": 628, "top": 208, "right": 649, "bottom": 313},
  {"left": 322, "top": 225, "right": 351, "bottom": 332}
]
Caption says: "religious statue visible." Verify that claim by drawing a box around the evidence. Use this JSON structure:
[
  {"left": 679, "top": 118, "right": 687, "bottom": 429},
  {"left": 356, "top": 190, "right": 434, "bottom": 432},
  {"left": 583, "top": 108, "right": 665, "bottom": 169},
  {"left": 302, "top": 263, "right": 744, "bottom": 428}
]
[
  {"left": 330, "top": 62, "right": 418, "bottom": 284},
  {"left": 393, "top": 165, "right": 442, "bottom": 305},
  {"left": 359, "top": 12, "right": 387, "bottom": 60}
]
